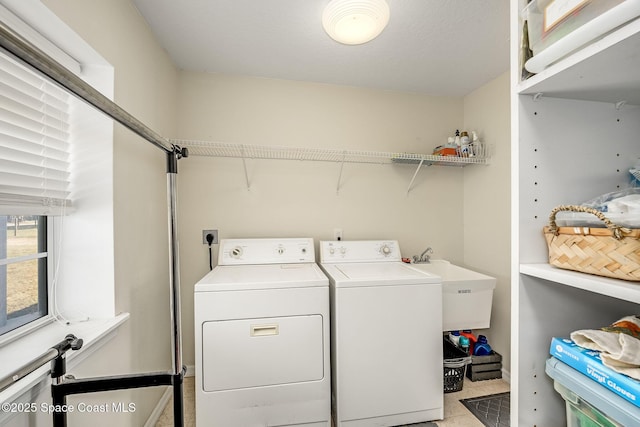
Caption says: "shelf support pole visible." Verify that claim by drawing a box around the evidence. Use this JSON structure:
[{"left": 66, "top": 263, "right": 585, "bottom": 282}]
[{"left": 406, "top": 159, "right": 425, "bottom": 195}]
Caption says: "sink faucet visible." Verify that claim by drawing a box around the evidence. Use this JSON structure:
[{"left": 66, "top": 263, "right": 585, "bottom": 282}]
[{"left": 413, "top": 247, "right": 433, "bottom": 264}]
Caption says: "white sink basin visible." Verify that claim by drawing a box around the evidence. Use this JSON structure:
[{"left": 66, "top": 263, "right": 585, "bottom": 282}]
[{"left": 411, "top": 260, "right": 496, "bottom": 331}]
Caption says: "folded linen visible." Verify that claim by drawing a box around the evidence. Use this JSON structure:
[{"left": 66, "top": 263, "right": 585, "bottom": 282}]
[{"left": 571, "top": 315, "right": 640, "bottom": 380}]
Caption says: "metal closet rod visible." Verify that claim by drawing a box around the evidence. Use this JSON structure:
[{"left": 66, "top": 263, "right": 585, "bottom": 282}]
[{"left": 0, "top": 23, "right": 174, "bottom": 154}]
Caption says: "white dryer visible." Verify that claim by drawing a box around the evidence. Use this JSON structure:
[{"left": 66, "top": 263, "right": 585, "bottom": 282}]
[
  {"left": 194, "top": 238, "right": 330, "bottom": 427},
  {"left": 319, "top": 240, "right": 443, "bottom": 426}
]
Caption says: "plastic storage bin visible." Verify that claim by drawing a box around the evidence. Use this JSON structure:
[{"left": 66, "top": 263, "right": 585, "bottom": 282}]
[
  {"left": 556, "top": 381, "right": 621, "bottom": 427},
  {"left": 546, "top": 357, "right": 640, "bottom": 426},
  {"left": 443, "top": 338, "right": 470, "bottom": 393},
  {"left": 523, "top": 0, "right": 625, "bottom": 55}
]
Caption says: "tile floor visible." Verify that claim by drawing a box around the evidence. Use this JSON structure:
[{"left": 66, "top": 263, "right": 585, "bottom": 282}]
[
  {"left": 436, "top": 378, "right": 510, "bottom": 427},
  {"left": 155, "top": 376, "right": 510, "bottom": 427}
]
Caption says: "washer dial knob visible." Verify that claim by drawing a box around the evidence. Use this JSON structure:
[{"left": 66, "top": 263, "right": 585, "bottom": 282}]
[{"left": 380, "top": 244, "right": 391, "bottom": 256}]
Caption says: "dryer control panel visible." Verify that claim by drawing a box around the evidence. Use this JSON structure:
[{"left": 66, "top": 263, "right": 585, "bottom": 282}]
[
  {"left": 319, "top": 240, "right": 401, "bottom": 263},
  {"left": 219, "top": 238, "right": 315, "bottom": 265}
]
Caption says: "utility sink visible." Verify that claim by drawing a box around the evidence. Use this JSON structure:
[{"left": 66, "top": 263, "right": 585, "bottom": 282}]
[{"left": 411, "top": 260, "right": 496, "bottom": 331}]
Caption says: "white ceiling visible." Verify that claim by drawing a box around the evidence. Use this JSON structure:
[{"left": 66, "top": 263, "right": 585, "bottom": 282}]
[{"left": 131, "top": 0, "right": 510, "bottom": 97}]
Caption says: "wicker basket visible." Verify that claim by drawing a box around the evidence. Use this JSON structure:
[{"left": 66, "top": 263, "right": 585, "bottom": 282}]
[{"left": 543, "top": 205, "right": 640, "bottom": 281}]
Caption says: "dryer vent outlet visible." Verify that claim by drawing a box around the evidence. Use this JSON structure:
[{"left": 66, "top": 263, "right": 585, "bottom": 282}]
[{"left": 203, "top": 229, "right": 219, "bottom": 245}]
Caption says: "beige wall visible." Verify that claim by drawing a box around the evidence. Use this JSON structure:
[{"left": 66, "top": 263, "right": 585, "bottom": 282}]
[
  {"left": 176, "top": 72, "right": 475, "bottom": 367},
  {"left": 41, "top": 0, "right": 178, "bottom": 425},
  {"left": 463, "top": 71, "right": 511, "bottom": 374},
  {"left": 177, "top": 72, "right": 512, "bottom": 373}
]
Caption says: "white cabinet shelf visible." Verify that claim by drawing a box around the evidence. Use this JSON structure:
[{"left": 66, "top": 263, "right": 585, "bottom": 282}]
[
  {"left": 520, "top": 264, "right": 640, "bottom": 305},
  {"left": 511, "top": 2, "right": 640, "bottom": 426},
  {"left": 173, "top": 139, "right": 491, "bottom": 193},
  {"left": 518, "top": 17, "right": 640, "bottom": 105}
]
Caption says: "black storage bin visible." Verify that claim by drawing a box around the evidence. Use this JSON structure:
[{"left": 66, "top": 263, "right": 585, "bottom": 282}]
[{"left": 443, "top": 338, "right": 471, "bottom": 393}]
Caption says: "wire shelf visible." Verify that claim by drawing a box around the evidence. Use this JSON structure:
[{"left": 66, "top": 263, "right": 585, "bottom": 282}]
[{"left": 172, "top": 139, "right": 491, "bottom": 167}]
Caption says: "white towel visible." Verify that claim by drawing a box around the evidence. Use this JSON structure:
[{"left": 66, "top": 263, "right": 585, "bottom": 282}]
[{"left": 570, "top": 315, "right": 640, "bottom": 380}]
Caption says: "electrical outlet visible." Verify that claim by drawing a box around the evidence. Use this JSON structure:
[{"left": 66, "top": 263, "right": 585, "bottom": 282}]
[
  {"left": 334, "top": 228, "right": 343, "bottom": 241},
  {"left": 202, "top": 229, "right": 219, "bottom": 244}
]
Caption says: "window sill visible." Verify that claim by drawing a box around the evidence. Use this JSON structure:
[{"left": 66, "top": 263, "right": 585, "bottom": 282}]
[{"left": 0, "top": 313, "right": 129, "bottom": 408}]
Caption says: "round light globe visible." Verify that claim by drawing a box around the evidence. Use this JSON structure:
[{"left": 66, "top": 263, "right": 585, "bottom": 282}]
[{"left": 322, "top": 0, "right": 390, "bottom": 45}]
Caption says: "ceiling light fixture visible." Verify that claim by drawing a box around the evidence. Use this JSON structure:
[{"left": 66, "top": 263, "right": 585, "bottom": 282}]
[{"left": 322, "top": 0, "right": 390, "bottom": 45}]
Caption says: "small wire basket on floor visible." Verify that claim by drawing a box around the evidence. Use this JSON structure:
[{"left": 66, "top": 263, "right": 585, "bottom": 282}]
[{"left": 443, "top": 338, "right": 471, "bottom": 393}]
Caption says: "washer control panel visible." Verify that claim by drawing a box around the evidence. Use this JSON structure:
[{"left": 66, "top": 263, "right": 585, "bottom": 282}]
[
  {"left": 219, "top": 238, "right": 315, "bottom": 265},
  {"left": 319, "top": 240, "right": 401, "bottom": 263}
]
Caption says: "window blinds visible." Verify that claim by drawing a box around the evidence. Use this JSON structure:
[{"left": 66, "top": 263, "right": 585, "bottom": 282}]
[{"left": 0, "top": 50, "right": 71, "bottom": 215}]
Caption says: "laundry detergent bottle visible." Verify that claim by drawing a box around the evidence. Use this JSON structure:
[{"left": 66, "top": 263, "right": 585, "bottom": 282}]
[
  {"left": 460, "top": 330, "right": 477, "bottom": 355},
  {"left": 473, "top": 335, "right": 492, "bottom": 356},
  {"left": 459, "top": 336, "right": 470, "bottom": 355},
  {"left": 448, "top": 331, "right": 461, "bottom": 346}
]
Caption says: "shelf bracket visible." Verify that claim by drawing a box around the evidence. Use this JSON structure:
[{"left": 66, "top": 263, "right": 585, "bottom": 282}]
[
  {"left": 241, "top": 146, "right": 250, "bottom": 191},
  {"left": 533, "top": 92, "right": 543, "bottom": 102},
  {"left": 615, "top": 100, "right": 626, "bottom": 110},
  {"left": 336, "top": 152, "right": 346, "bottom": 195},
  {"left": 406, "top": 159, "right": 425, "bottom": 195}
]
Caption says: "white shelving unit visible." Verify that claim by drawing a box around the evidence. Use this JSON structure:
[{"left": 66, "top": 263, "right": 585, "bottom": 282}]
[
  {"left": 173, "top": 139, "right": 491, "bottom": 193},
  {"left": 511, "top": 2, "right": 640, "bottom": 426}
]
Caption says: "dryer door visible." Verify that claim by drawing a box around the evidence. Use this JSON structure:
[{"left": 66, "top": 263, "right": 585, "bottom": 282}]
[{"left": 202, "top": 314, "right": 324, "bottom": 391}]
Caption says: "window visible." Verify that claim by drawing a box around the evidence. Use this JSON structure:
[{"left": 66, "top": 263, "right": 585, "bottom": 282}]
[
  {"left": 0, "top": 215, "right": 47, "bottom": 335},
  {"left": 0, "top": 49, "right": 72, "bottom": 338}
]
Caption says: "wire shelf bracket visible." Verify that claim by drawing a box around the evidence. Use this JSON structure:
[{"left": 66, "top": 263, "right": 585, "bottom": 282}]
[{"left": 406, "top": 159, "right": 425, "bottom": 195}]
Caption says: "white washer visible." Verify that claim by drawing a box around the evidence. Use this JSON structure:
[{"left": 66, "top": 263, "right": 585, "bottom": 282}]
[
  {"left": 319, "top": 240, "right": 443, "bottom": 426},
  {"left": 195, "top": 238, "right": 331, "bottom": 427}
]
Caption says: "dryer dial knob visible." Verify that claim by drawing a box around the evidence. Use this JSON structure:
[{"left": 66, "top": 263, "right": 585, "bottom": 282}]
[
  {"left": 380, "top": 245, "right": 391, "bottom": 256},
  {"left": 231, "top": 246, "right": 243, "bottom": 258}
]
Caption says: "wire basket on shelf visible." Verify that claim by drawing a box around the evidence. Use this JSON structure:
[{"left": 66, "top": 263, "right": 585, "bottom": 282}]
[{"left": 455, "top": 141, "right": 488, "bottom": 158}]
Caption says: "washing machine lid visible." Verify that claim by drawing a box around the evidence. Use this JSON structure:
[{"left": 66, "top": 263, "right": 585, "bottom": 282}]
[
  {"left": 195, "top": 262, "right": 328, "bottom": 292},
  {"left": 321, "top": 262, "right": 440, "bottom": 287}
]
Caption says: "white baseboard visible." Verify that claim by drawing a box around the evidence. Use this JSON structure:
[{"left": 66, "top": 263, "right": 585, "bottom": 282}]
[
  {"left": 184, "top": 364, "right": 195, "bottom": 377},
  {"left": 144, "top": 386, "right": 172, "bottom": 427},
  {"left": 501, "top": 368, "right": 511, "bottom": 384}
]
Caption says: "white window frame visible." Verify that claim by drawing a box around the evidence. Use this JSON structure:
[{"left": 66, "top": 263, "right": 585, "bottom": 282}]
[
  {"left": 0, "top": 1, "right": 116, "bottom": 326},
  {"left": 0, "top": 215, "right": 50, "bottom": 340}
]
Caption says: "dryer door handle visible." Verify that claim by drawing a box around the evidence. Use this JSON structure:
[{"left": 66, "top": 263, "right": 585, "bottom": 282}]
[{"left": 250, "top": 324, "right": 279, "bottom": 337}]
